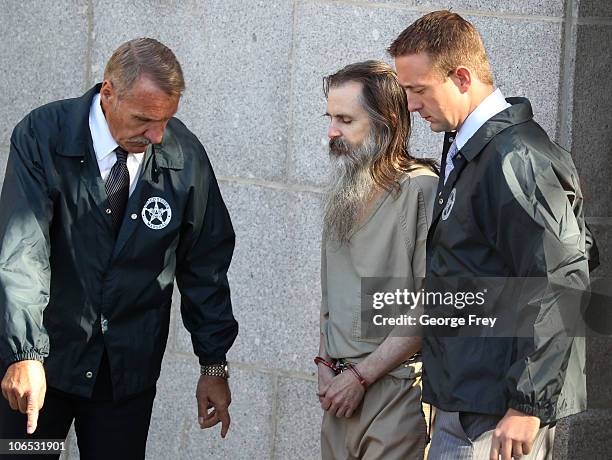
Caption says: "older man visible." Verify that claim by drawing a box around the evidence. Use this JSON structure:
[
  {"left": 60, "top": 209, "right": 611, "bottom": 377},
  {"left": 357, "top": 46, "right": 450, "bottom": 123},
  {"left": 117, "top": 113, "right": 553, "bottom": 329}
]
[
  {"left": 0, "top": 38, "right": 237, "bottom": 459},
  {"left": 389, "top": 11, "right": 597, "bottom": 460},
  {"left": 316, "top": 60, "right": 438, "bottom": 460}
]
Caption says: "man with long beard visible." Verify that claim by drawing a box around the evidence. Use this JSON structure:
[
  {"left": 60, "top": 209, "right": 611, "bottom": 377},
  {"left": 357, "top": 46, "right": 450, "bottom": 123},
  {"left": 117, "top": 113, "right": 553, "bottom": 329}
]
[{"left": 316, "top": 60, "right": 438, "bottom": 460}]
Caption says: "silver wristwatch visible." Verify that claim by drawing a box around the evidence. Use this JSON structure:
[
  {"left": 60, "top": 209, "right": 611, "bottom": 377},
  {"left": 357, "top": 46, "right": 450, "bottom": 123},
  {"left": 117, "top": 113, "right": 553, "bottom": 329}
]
[{"left": 200, "top": 362, "right": 230, "bottom": 379}]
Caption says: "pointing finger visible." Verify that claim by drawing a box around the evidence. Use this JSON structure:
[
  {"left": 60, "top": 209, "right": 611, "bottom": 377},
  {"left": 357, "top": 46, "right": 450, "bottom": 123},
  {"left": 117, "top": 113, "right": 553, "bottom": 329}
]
[
  {"left": 26, "top": 393, "right": 39, "bottom": 434},
  {"left": 217, "top": 406, "right": 231, "bottom": 438}
]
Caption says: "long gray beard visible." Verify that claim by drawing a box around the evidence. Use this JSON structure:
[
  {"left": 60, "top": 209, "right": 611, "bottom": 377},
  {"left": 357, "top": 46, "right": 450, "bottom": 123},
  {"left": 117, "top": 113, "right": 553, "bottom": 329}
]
[{"left": 323, "top": 136, "right": 377, "bottom": 245}]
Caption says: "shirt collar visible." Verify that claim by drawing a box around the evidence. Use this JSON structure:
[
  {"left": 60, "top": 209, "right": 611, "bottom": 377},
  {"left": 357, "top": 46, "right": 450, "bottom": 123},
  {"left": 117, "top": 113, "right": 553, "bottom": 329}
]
[
  {"left": 455, "top": 88, "right": 511, "bottom": 150},
  {"left": 89, "top": 92, "right": 119, "bottom": 161}
]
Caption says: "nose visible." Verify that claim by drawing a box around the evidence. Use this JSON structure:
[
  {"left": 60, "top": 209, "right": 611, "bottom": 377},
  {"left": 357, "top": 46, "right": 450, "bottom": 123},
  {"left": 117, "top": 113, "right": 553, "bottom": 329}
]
[
  {"left": 407, "top": 94, "right": 423, "bottom": 113},
  {"left": 328, "top": 122, "right": 341, "bottom": 140},
  {"left": 145, "top": 123, "right": 166, "bottom": 145}
]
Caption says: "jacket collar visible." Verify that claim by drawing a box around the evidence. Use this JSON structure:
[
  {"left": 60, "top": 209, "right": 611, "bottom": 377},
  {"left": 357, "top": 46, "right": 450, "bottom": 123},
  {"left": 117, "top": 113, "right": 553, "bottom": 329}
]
[
  {"left": 55, "top": 84, "right": 101, "bottom": 157},
  {"left": 459, "top": 97, "right": 534, "bottom": 162},
  {"left": 55, "top": 84, "right": 184, "bottom": 170},
  {"left": 153, "top": 122, "right": 184, "bottom": 170}
]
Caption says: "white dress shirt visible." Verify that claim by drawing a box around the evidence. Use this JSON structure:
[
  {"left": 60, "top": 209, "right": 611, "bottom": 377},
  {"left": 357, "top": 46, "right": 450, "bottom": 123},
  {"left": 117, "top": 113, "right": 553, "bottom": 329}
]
[
  {"left": 444, "top": 88, "right": 511, "bottom": 183},
  {"left": 88, "top": 93, "right": 145, "bottom": 196}
]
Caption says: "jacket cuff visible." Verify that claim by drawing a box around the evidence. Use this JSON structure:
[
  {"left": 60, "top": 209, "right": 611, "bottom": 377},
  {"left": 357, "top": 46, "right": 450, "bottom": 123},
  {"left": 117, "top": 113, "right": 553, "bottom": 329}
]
[
  {"left": 198, "top": 355, "right": 227, "bottom": 366},
  {"left": 8, "top": 351, "right": 45, "bottom": 364},
  {"left": 508, "top": 399, "right": 548, "bottom": 419}
]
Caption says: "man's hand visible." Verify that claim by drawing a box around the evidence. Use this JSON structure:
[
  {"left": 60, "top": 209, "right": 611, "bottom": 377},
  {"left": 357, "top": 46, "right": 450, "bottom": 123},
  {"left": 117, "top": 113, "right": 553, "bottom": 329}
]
[
  {"left": 319, "top": 371, "right": 365, "bottom": 418},
  {"left": 196, "top": 375, "right": 231, "bottom": 438},
  {"left": 317, "top": 364, "right": 336, "bottom": 406},
  {"left": 489, "top": 408, "right": 541, "bottom": 460},
  {"left": 1, "top": 360, "right": 47, "bottom": 435}
]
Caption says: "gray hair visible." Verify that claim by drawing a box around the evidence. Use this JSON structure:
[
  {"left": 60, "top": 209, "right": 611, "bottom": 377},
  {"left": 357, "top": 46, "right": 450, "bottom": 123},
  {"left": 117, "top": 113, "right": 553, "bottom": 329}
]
[{"left": 104, "top": 37, "right": 185, "bottom": 97}]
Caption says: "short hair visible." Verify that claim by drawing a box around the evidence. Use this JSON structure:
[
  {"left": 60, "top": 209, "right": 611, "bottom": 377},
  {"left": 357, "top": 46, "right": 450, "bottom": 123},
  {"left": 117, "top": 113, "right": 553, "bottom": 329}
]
[
  {"left": 323, "top": 60, "right": 437, "bottom": 194},
  {"left": 103, "top": 38, "right": 185, "bottom": 97},
  {"left": 388, "top": 10, "right": 494, "bottom": 86}
]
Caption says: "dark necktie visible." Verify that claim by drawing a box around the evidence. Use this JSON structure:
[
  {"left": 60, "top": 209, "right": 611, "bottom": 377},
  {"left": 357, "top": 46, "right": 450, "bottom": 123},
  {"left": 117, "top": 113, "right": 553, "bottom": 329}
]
[{"left": 105, "top": 147, "right": 130, "bottom": 236}]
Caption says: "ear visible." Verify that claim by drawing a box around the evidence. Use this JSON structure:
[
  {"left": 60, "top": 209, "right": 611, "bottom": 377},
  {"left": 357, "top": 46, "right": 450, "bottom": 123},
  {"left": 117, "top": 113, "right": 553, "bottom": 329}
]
[
  {"left": 451, "top": 67, "right": 472, "bottom": 94},
  {"left": 100, "top": 80, "right": 116, "bottom": 105}
]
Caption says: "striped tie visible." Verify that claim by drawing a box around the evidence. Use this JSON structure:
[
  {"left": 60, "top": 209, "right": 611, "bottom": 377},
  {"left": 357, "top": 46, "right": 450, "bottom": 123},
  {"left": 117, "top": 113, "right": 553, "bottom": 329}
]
[
  {"left": 105, "top": 147, "right": 130, "bottom": 236},
  {"left": 443, "top": 142, "right": 458, "bottom": 185}
]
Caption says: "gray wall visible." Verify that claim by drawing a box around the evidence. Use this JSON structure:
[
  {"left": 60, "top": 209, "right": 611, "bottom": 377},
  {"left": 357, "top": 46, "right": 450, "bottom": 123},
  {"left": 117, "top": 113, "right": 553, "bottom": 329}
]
[
  {"left": 0, "top": 1, "right": 610, "bottom": 459},
  {"left": 552, "top": 0, "right": 612, "bottom": 457}
]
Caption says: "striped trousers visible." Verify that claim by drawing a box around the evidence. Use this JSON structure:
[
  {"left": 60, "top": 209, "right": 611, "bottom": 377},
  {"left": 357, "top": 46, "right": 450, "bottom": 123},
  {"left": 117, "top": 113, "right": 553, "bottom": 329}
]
[{"left": 427, "top": 409, "right": 555, "bottom": 460}]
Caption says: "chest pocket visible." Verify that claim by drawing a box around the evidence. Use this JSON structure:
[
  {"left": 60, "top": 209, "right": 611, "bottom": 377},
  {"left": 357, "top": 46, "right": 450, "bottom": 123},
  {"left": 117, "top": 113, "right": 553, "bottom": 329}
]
[{"left": 349, "top": 199, "right": 415, "bottom": 344}]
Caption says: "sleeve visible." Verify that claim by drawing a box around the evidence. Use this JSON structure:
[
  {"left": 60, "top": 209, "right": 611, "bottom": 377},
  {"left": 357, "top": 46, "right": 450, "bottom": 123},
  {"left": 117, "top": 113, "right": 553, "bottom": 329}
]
[
  {"left": 175, "top": 149, "right": 238, "bottom": 366},
  {"left": 320, "top": 239, "right": 329, "bottom": 336},
  {"left": 406, "top": 176, "right": 437, "bottom": 289},
  {"left": 496, "top": 148, "right": 589, "bottom": 420},
  {"left": 0, "top": 119, "right": 53, "bottom": 365}
]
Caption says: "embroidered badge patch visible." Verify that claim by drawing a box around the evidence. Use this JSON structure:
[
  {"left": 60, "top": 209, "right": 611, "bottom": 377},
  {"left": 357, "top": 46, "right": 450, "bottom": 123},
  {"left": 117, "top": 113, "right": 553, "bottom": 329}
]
[
  {"left": 141, "top": 197, "right": 172, "bottom": 230},
  {"left": 441, "top": 188, "right": 456, "bottom": 221}
]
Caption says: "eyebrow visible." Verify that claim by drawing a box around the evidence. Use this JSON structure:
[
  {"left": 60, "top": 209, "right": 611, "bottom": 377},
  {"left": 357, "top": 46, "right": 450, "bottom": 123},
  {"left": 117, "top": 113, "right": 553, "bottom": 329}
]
[
  {"left": 134, "top": 114, "right": 167, "bottom": 122},
  {"left": 324, "top": 112, "right": 353, "bottom": 118},
  {"left": 134, "top": 114, "right": 153, "bottom": 121}
]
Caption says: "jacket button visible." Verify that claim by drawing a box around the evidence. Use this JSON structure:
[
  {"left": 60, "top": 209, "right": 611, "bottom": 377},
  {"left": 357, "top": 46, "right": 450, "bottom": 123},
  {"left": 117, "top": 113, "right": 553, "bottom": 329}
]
[
  {"left": 457, "top": 154, "right": 462, "bottom": 160},
  {"left": 85, "top": 371, "right": 93, "bottom": 379},
  {"left": 131, "top": 213, "right": 137, "bottom": 220},
  {"left": 438, "top": 198, "right": 444, "bottom": 205},
  {"left": 105, "top": 208, "right": 112, "bottom": 214}
]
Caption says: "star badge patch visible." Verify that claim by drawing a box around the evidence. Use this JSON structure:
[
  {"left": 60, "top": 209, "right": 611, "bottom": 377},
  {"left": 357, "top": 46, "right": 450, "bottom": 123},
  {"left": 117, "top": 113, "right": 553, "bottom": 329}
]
[{"left": 141, "top": 197, "right": 172, "bottom": 230}]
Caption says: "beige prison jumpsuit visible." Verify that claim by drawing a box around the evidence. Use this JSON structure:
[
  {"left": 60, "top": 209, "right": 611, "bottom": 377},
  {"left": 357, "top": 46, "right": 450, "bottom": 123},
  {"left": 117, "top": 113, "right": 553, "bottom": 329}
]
[{"left": 320, "top": 170, "right": 438, "bottom": 460}]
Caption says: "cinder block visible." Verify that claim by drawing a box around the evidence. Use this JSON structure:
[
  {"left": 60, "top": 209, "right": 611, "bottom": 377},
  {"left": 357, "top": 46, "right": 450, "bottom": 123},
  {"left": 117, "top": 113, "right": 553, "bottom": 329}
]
[
  {"left": 0, "top": 145, "right": 8, "bottom": 188},
  {"left": 414, "top": 0, "right": 564, "bottom": 17},
  {"left": 146, "top": 354, "right": 275, "bottom": 459},
  {"left": 274, "top": 377, "right": 321, "bottom": 460},
  {"left": 587, "top": 336, "right": 612, "bottom": 410},
  {"left": 91, "top": 0, "right": 294, "bottom": 181},
  {"left": 553, "top": 409, "right": 612, "bottom": 459},
  {"left": 466, "top": 15, "right": 562, "bottom": 140},
  {"left": 588, "top": 223, "right": 611, "bottom": 278},
  {"left": 144, "top": 353, "right": 195, "bottom": 460},
  {"left": 0, "top": 1, "right": 89, "bottom": 146},
  {"left": 571, "top": 25, "right": 612, "bottom": 218},
  {"left": 62, "top": 424, "right": 79, "bottom": 460},
  {"left": 165, "top": 286, "right": 181, "bottom": 353},
  {"left": 173, "top": 181, "right": 322, "bottom": 374},
  {"left": 579, "top": 0, "right": 612, "bottom": 18}
]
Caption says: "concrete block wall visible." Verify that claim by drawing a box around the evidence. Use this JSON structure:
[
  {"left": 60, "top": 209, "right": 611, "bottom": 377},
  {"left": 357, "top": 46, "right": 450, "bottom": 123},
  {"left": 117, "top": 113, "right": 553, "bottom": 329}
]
[
  {"left": 0, "top": 1, "right": 609, "bottom": 459},
  {"left": 552, "top": 0, "right": 612, "bottom": 458}
]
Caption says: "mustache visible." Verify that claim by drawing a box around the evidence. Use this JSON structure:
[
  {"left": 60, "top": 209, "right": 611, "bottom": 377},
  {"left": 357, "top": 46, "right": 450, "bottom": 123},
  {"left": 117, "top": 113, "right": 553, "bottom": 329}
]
[
  {"left": 329, "top": 138, "right": 352, "bottom": 156},
  {"left": 125, "top": 136, "right": 152, "bottom": 145}
]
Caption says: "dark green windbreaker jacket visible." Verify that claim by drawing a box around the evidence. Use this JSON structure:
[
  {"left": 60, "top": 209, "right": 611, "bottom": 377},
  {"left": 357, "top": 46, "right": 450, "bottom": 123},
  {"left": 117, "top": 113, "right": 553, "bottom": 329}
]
[
  {"left": 0, "top": 85, "right": 238, "bottom": 400},
  {"left": 423, "top": 98, "right": 593, "bottom": 424}
]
